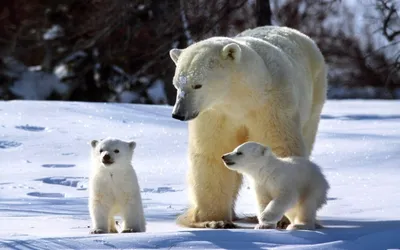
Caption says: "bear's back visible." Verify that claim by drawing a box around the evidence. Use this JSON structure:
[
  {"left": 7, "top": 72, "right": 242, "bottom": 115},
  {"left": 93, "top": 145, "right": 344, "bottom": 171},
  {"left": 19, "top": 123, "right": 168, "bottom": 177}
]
[
  {"left": 235, "top": 25, "right": 324, "bottom": 76},
  {"left": 235, "top": 26, "right": 316, "bottom": 55}
]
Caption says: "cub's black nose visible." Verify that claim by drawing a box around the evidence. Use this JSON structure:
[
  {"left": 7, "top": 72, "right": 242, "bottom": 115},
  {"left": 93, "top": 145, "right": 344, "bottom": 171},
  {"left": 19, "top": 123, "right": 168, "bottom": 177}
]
[
  {"left": 221, "top": 155, "right": 227, "bottom": 160},
  {"left": 103, "top": 154, "right": 111, "bottom": 161},
  {"left": 172, "top": 113, "right": 185, "bottom": 121}
]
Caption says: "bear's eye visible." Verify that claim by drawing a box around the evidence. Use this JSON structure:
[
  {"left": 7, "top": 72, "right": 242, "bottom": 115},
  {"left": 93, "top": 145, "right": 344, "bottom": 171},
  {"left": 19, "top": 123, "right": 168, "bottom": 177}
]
[
  {"left": 193, "top": 84, "right": 202, "bottom": 90},
  {"left": 99, "top": 149, "right": 103, "bottom": 153},
  {"left": 236, "top": 152, "right": 243, "bottom": 155},
  {"left": 114, "top": 149, "right": 119, "bottom": 154}
]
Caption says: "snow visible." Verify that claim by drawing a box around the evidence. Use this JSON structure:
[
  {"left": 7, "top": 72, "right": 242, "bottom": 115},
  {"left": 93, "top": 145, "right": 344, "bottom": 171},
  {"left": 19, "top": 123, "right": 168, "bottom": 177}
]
[
  {"left": 43, "top": 25, "right": 64, "bottom": 41},
  {"left": 10, "top": 69, "right": 68, "bottom": 100},
  {"left": 147, "top": 79, "right": 168, "bottom": 104},
  {"left": 54, "top": 64, "right": 71, "bottom": 80},
  {"left": 178, "top": 90, "right": 186, "bottom": 98},
  {"left": 62, "top": 51, "right": 88, "bottom": 63},
  {"left": 1, "top": 57, "right": 69, "bottom": 99},
  {"left": 119, "top": 91, "right": 140, "bottom": 103},
  {"left": 0, "top": 100, "right": 399, "bottom": 249}
]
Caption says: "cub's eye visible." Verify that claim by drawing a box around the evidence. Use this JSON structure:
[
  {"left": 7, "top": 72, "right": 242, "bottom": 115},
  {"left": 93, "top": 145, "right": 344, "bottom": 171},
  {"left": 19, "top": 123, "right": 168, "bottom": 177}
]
[
  {"left": 99, "top": 149, "right": 103, "bottom": 153},
  {"left": 236, "top": 152, "right": 243, "bottom": 155},
  {"left": 193, "top": 84, "right": 202, "bottom": 89},
  {"left": 114, "top": 149, "right": 119, "bottom": 154}
]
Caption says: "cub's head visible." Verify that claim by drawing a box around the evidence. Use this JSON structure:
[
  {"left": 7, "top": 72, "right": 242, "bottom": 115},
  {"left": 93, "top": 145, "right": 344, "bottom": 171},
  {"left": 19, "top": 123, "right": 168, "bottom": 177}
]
[
  {"left": 221, "top": 141, "right": 269, "bottom": 172},
  {"left": 90, "top": 137, "right": 136, "bottom": 168},
  {"left": 169, "top": 38, "right": 243, "bottom": 121}
]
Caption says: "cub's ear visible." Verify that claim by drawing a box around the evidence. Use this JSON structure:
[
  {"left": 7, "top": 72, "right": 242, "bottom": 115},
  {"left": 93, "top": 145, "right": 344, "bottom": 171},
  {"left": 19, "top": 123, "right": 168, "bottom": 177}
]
[
  {"left": 169, "top": 48, "right": 182, "bottom": 65},
  {"left": 90, "top": 140, "right": 98, "bottom": 148},
  {"left": 128, "top": 141, "right": 136, "bottom": 150},
  {"left": 221, "top": 43, "right": 241, "bottom": 63}
]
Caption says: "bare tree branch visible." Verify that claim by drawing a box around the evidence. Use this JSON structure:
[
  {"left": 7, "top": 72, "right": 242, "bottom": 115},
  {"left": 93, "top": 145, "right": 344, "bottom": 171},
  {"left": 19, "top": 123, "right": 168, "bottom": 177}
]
[{"left": 377, "top": 0, "right": 400, "bottom": 42}]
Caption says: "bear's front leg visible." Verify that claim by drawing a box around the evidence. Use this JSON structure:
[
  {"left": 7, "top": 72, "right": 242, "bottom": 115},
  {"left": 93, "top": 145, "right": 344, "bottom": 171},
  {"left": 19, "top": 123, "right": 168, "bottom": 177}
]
[
  {"left": 177, "top": 153, "right": 240, "bottom": 229},
  {"left": 177, "top": 114, "right": 244, "bottom": 229}
]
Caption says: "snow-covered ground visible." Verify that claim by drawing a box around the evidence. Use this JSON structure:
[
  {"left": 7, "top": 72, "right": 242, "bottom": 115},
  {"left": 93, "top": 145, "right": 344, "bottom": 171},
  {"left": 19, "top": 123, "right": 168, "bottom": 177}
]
[{"left": 0, "top": 100, "right": 399, "bottom": 250}]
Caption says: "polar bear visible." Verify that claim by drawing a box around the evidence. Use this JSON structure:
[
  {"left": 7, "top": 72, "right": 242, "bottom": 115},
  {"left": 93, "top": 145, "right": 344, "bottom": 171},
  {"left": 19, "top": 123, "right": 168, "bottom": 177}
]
[
  {"left": 169, "top": 25, "right": 328, "bottom": 229},
  {"left": 222, "top": 141, "right": 329, "bottom": 230},
  {"left": 88, "top": 137, "right": 146, "bottom": 234}
]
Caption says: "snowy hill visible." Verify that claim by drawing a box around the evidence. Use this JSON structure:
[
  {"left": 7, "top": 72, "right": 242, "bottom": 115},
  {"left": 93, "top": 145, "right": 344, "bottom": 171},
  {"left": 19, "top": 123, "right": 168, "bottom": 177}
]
[{"left": 0, "top": 100, "right": 399, "bottom": 250}]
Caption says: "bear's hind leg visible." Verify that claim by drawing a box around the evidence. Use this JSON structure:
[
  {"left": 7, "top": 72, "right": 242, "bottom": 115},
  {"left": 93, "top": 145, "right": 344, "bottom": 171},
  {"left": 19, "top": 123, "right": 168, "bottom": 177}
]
[{"left": 302, "top": 66, "right": 327, "bottom": 156}]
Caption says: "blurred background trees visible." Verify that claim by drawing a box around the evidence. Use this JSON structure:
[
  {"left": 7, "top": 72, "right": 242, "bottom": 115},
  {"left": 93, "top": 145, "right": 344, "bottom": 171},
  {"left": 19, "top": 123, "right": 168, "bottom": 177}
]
[{"left": 0, "top": 0, "right": 399, "bottom": 104}]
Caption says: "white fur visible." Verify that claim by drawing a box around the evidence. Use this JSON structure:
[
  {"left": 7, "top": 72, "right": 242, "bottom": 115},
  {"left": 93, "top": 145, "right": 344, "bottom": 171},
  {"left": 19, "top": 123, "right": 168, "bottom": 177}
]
[
  {"left": 222, "top": 141, "right": 330, "bottom": 230},
  {"left": 169, "top": 26, "right": 328, "bottom": 229},
  {"left": 88, "top": 137, "right": 146, "bottom": 233}
]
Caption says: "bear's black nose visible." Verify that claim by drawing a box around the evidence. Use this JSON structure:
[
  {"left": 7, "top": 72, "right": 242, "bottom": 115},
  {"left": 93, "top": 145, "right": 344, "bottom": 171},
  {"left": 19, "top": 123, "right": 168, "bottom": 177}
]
[
  {"left": 103, "top": 154, "right": 111, "bottom": 161},
  {"left": 172, "top": 113, "right": 185, "bottom": 121}
]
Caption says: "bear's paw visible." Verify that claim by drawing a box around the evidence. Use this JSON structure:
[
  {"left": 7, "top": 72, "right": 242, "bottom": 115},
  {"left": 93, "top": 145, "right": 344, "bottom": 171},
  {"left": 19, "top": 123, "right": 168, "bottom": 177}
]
[
  {"left": 205, "top": 220, "right": 237, "bottom": 229},
  {"left": 90, "top": 229, "right": 106, "bottom": 234}
]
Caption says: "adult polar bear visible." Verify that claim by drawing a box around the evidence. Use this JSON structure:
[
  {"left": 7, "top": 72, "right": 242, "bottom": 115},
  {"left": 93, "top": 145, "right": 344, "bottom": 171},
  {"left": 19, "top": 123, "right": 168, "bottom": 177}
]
[{"left": 169, "top": 26, "right": 327, "bottom": 229}]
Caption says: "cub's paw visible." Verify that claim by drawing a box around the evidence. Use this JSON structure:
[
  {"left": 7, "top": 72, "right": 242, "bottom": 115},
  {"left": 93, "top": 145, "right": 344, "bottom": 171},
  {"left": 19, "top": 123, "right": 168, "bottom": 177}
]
[
  {"left": 254, "top": 223, "right": 276, "bottom": 230},
  {"left": 205, "top": 221, "right": 237, "bottom": 229},
  {"left": 286, "top": 223, "right": 315, "bottom": 230},
  {"left": 277, "top": 216, "right": 291, "bottom": 229},
  {"left": 90, "top": 229, "right": 106, "bottom": 234},
  {"left": 121, "top": 228, "right": 139, "bottom": 233}
]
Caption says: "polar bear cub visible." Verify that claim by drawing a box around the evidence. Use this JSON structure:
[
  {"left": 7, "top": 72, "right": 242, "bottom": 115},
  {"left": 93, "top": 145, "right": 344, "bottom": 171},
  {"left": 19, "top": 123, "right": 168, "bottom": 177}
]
[
  {"left": 222, "top": 141, "right": 329, "bottom": 230},
  {"left": 88, "top": 137, "right": 146, "bottom": 234}
]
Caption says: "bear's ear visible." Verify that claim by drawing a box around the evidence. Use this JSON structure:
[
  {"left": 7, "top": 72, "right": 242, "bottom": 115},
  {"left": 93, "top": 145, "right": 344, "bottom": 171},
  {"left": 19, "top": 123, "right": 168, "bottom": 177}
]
[
  {"left": 169, "top": 49, "right": 182, "bottom": 65},
  {"left": 221, "top": 43, "right": 241, "bottom": 63},
  {"left": 90, "top": 140, "right": 98, "bottom": 148},
  {"left": 128, "top": 141, "right": 136, "bottom": 150}
]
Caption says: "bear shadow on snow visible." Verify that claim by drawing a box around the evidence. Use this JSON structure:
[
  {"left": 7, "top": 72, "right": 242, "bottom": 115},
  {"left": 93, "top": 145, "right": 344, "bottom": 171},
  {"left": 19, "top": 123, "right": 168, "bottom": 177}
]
[
  {"left": 176, "top": 219, "right": 400, "bottom": 249},
  {"left": 321, "top": 114, "right": 400, "bottom": 121},
  {"left": 1, "top": 220, "right": 399, "bottom": 250}
]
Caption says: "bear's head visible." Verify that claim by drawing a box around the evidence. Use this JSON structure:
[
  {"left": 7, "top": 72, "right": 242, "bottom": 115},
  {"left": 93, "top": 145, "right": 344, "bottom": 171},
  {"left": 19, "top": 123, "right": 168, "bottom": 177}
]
[
  {"left": 221, "top": 141, "right": 270, "bottom": 173},
  {"left": 90, "top": 137, "right": 136, "bottom": 168},
  {"left": 169, "top": 39, "right": 243, "bottom": 121}
]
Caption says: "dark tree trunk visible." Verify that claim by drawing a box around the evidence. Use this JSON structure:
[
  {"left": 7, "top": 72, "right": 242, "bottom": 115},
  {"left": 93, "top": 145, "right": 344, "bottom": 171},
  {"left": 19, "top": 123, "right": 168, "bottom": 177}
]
[{"left": 256, "top": 0, "right": 272, "bottom": 26}]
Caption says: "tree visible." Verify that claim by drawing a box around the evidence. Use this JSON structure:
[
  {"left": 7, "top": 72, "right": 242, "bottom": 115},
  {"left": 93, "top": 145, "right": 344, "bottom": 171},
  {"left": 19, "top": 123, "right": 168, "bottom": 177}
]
[
  {"left": 272, "top": 0, "right": 399, "bottom": 98},
  {"left": 375, "top": 0, "right": 400, "bottom": 88},
  {"left": 256, "top": 0, "right": 272, "bottom": 26},
  {"left": 0, "top": 0, "right": 255, "bottom": 103}
]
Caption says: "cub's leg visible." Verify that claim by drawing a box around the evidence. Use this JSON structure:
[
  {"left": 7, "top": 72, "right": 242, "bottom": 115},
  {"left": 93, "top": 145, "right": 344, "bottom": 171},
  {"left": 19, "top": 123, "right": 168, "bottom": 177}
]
[
  {"left": 108, "top": 216, "right": 118, "bottom": 233},
  {"left": 121, "top": 202, "right": 145, "bottom": 233},
  {"left": 89, "top": 201, "right": 110, "bottom": 234},
  {"left": 287, "top": 197, "right": 318, "bottom": 230},
  {"left": 255, "top": 193, "right": 297, "bottom": 230},
  {"left": 249, "top": 107, "right": 306, "bottom": 229}
]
